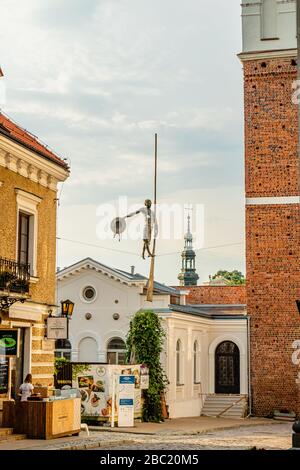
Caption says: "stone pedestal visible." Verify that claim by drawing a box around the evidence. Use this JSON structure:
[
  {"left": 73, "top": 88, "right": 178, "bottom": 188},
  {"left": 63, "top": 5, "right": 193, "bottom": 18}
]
[
  {"left": 292, "top": 433, "right": 300, "bottom": 448},
  {"left": 292, "top": 421, "right": 300, "bottom": 448}
]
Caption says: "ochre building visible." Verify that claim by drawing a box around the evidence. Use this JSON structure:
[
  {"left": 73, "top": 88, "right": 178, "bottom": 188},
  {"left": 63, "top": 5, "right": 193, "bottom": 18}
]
[{"left": 0, "top": 112, "right": 69, "bottom": 406}]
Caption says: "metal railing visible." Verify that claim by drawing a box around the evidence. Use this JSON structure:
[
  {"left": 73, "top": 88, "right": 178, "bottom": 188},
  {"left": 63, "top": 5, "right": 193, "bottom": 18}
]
[
  {"left": 216, "top": 395, "right": 247, "bottom": 418},
  {"left": 0, "top": 257, "right": 30, "bottom": 294}
]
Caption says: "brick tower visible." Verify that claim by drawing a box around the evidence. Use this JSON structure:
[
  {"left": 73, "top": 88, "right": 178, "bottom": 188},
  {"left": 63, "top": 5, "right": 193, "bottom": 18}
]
[{"left": 239, "top": 0, "right": 300, "bottom": 416}]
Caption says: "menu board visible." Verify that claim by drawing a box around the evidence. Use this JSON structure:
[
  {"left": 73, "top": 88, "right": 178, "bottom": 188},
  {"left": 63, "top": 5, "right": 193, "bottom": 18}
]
[
  {"left": 71, "top": 363, "right": 142, "bottom": 421},
  {"left": 0, "top": 358, "right": 9, "bottom": 395},
  {"left": 118, "top": 376, "right": 135, "bottom": 427}
]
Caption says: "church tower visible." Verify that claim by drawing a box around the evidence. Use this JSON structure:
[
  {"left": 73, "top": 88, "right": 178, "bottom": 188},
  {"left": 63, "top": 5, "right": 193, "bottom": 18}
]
[
  {"left": 178, "top": 214, "right": 199, "bottom": 287},
  {"left": 239, "top": 0, "right": 300, "bottom": 416}
]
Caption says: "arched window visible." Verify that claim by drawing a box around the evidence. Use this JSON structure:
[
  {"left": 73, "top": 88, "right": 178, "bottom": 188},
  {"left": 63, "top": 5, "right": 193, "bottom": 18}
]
[
  {"left": 193, "top": 340, "right": 200, "bottom": 384},
  {"left": 107, "top": 337, "right": 126, "bottom": 365},
  {"left": 176, "top": 339, "right": 182, "bottom": 386},
  {"left": 55, "top": 339, "right": 72, "bottom": 360}
]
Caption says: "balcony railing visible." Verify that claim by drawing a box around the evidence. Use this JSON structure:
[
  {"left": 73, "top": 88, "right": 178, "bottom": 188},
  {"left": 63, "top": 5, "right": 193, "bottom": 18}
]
[{"left": 0, "top": 257, "right": 30, "bottom": 295}]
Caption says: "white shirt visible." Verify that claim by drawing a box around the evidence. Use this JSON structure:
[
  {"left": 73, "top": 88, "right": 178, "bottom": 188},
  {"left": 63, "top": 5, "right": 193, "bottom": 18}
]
[
  {"left": 127, "top": 207, "right": 158, "bottom": 240},
  {"left": 19, "top": 382, "right": 34, "bottom": 401}
]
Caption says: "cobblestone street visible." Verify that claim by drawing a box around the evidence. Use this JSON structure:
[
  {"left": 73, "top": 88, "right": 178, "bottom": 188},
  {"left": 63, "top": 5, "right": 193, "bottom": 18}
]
[
  {"left": 94, "top": 423, "right": 292, "bottom": 451},
  {"left": 0, "top": 419, "right": 293, "bottom": 451}
]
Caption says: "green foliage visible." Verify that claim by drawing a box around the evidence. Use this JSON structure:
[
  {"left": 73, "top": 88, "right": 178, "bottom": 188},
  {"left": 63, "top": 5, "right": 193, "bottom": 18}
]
[
  {"left": 126, "top": 310, "right": 168, "bottom": 423},
  {"left": 54, "top": 356, "right": 70, "bottom": 377},
  {"left": 71, "top": 363, "right": 91, "bottom": 380},
  {"left": 212, "top": 270, "right": 246, "bottom": 285}
]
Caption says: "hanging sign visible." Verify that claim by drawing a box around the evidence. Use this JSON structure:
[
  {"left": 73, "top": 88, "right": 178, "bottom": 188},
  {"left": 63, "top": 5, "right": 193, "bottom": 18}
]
[
  {"left": 0, "top": 329, "right": 19, "bottom": 357},
  {"left": 118, "top": 375, "right": 135, "bottom": 427},
  {"left": 0, "top": 358, "right": 9, "bottom": 395},
  {"left": 46, "top": 317, "right": 68, "bottom": 340}
]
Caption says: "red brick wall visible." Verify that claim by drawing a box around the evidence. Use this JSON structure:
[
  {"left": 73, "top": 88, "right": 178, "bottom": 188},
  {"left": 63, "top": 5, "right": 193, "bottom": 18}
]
[
  {"left": 244, "top": 56, "right": 300, "bottom": 417},
  {"left": 174, "top": 286, "right": 246, "bottom": 305}
]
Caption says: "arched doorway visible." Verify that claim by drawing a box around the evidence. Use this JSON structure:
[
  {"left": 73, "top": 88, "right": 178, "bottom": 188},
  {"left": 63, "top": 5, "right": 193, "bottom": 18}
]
[{"left": 215, "top": 341, "right": 240, "bottom": 394}]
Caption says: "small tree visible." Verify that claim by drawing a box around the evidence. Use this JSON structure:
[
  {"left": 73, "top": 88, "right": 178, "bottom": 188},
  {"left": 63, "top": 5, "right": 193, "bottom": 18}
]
[
  {"left": 212, "top": 269, "right": 246, "bottom": 285},
  {"left": 126, "top": 309, "right": 167, "bottom": 423}
]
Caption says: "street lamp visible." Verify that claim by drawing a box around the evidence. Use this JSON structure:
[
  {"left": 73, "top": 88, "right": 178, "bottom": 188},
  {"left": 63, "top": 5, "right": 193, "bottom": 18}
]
[{"left": 61, "top": 299, "right": 74, "bottom": 318}]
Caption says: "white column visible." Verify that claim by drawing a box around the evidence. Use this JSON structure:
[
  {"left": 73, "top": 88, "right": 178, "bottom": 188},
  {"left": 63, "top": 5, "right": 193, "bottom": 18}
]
[
  {"left": 98, "top": 350, "right": 106, "bottom": 362},
  {"left": 187, "top": 328, "right": 193, "bottom": 398},
  {"left": 72, "top": 349, "right": 79, "bottom": 362}
]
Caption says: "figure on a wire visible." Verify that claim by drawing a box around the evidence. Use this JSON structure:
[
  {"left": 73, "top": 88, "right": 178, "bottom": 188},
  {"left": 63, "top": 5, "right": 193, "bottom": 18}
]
[{"left": 111, "top": 199, "right": 158, "bottom": 259}]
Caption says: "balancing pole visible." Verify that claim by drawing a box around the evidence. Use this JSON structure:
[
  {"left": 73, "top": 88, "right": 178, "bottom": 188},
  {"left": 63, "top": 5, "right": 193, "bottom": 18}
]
[{"left": 146, "top": 133, "right": 158, "bottom": 302}]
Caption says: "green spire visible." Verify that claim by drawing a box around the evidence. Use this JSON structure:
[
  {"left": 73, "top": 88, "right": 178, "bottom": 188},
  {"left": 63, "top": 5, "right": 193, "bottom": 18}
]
[{"left": 178, "top": 213, "right": 199, "bottom": 286}]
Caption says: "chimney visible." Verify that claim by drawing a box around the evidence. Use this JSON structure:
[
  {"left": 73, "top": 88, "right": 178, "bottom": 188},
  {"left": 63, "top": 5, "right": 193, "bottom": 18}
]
[{"left": 131, "top": 266, "right": 135, "bottom": 275}]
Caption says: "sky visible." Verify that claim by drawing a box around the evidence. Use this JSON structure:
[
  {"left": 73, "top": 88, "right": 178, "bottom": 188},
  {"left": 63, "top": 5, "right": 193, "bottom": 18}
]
[{"left": 0, "top": 0, "right": 245, "bottom": 285}]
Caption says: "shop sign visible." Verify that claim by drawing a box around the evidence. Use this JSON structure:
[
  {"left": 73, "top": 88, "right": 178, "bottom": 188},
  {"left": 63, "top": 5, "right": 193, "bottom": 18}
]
[
  {"left": 118, "top": 375, "right": 135, "bottom": 427},
  {"left": 46, "top": 317, "right": 68, "bottom": 339},
  {"left": 0, "top": 329, "right": 19, "bottom": 357},
  {"left": 0, "top": 358, "right": 9, "bottom": 395}
]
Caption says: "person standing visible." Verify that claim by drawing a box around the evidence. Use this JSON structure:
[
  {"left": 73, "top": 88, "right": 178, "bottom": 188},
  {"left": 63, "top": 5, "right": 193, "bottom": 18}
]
[{"left": 19, "top": 374, "right": 34, "bottom": 401}]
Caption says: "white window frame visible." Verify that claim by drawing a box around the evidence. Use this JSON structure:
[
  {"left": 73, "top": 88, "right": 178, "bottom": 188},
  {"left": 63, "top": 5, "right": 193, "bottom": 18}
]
[
  {"left": 80, "top": 285, "right": 98, "bottom": 303},
  {"left": 193, "top": 340, "right": 201, "bottom": 385},
  {"left": 261, "top": 0, "right": 278, "bottom": 40},
  {"left": 15, "top": 189, "right": 41, "bottom": 278},
  {"left": 107, "top": 337, "right": 126, "bottom": 365},
  {"left": 176, "top": 339, "right": 184, "bottom": 386}
]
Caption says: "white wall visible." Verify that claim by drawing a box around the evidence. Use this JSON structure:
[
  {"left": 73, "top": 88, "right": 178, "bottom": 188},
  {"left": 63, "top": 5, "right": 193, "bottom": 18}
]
[
  {"left": 165, "top": 313, "right": 248, "bottom": 419},
  {"left": 57, "top": 270, "right": 142, "bottom": 362},
  {"left": 241, "top": 0, "right": 296, "bottom": 53},
  {"left": 57, "top": 267, "right": 248, "bottom": 420}
]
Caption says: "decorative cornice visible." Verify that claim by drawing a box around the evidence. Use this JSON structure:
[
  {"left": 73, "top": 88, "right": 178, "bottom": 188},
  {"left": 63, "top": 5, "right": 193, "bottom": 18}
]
[
  {"left": 15, "top": 188, "right": 42, "bottom": 205},
  {"left": 0, "top": 136, "right": 69, "bottom": 190},
  {"left": 246, "top": 196, "right": 300, "bottom": 205},
  {"left": 57, "top": 261, "right": 146, "bottom": 288},
  {"left": 238, "top": 48, "right": 297, "bottom": 62}
]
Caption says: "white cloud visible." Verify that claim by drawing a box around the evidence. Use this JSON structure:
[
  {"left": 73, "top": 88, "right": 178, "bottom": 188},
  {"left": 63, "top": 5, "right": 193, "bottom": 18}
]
[{"left": 0, "top": 0, "right": 245, "bottom": 283}]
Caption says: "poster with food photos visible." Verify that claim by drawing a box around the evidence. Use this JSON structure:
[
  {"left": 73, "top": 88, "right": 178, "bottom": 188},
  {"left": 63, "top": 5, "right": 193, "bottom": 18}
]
[{"left": 71, "top": 363, "right": 142, "bottom": 421}]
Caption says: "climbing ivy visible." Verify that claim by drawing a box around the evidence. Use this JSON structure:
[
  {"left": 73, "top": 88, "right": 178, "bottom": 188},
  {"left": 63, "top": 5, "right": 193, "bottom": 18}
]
[
  {"left": 54, "top": 356, "right": 70, "bottom": 377},
  {"left": 126, "top": 310, "right": 168, "bottom": 423}
]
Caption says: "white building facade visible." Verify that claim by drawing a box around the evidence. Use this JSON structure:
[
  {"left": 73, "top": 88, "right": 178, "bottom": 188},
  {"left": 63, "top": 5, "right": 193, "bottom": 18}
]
[{"left": 56, "top": 258, "right": 248, "bottom": 418}]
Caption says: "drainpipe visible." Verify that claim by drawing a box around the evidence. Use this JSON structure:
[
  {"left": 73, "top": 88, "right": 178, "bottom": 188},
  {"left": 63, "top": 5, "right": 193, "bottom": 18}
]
[{"left": 247, "top": 314, "right": 252, "bottom": 416}]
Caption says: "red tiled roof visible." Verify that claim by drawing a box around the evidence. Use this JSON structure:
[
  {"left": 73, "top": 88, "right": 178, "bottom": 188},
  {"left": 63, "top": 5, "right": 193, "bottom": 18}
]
[{"left": 0, "top": 112, "right": 69, "bottom": 170}]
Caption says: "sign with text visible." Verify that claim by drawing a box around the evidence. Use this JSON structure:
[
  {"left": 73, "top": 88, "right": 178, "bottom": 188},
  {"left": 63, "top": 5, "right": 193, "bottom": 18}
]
[
  {"left": 118, "top": 375, "right": 135, "bottom": 427},
  {"left": 47, "top": 317, "right": 68, "bottom": 340},
  {"left": 0, "top": 358, "right": 9, "bottom": 395},
  {"left": 0, "top": 329, "right": 19, "bottom": 357}
]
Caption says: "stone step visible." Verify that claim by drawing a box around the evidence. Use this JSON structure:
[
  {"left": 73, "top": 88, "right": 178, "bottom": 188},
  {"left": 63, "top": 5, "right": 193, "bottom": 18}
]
[
  {"left": 0, "top": 434, "right": 27, "bottom": 442},
  {"left": 203, "top": 403, "right": 245, "bottom": 408},
  {"left": 0, "top": 428, "right": 13, "bottom": 437},
  {"left": 201, "top": 394, "right": 248, "bottom": 418}
]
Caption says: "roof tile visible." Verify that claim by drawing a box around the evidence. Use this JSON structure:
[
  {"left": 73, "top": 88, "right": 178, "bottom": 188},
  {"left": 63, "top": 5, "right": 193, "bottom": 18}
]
[{"left": 0, "top": 112, "right": 69, "bottom": 170}]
